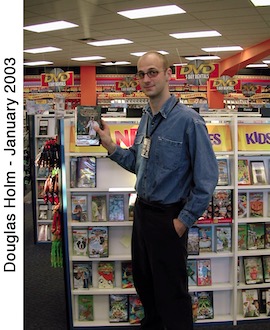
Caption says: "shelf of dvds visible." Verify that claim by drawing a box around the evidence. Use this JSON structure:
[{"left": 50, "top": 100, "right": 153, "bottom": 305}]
[
  {"left": 61, "top": 117, "right": 141, "bottom": 327},
  {"left": 234, "top": 116, "right": 270, "bottom": 324},
  {"left": 60, "top": 114, "right": 270, "bottom": 328}
]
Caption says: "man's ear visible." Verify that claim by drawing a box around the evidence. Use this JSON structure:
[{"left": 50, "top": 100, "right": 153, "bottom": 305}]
[{"left": 165, "top": 68, "right": 172, "bottom": 81}]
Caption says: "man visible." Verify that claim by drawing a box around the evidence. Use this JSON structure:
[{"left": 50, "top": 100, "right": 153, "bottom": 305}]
[
  {"left": 95, "top": 51, "right": 218, "bottom": 329},
  {"left": 85, "top": 116, "right": 99, "bottom": 140}
]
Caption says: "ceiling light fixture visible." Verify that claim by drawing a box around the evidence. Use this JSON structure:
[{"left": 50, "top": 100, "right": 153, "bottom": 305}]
[
  {"left": 88, "top": 39, "right": 133, "bottom": 46},
  {"left": 71, "top": 56, "right": 106, "bottom": 61},
  {"left": 174, "top": 63, "right": 187, "bottom": 66},
  {"left": 24, "top": 61, "right": 53, "bottom": 66},
  {"left": 250, "top": 0, "right": 270, "bottom": 6},
  {"left": 101, "top": 61, "right": 131, "bottom": 66},
  {"left": 246, "top": 63, "right": 268, "bottom": 68},
  {"left": 118, "top": 5, "right": 186, "bottom": 19},
  {"left": 201, "top": 46, "right": 243, "bottom": 52},
  {"left": 23, "top": 20, "right": 78, "bottom": 33},
  {"left": 170, "top": 31, "right": 221, "bottom": 39},
  {"left": 24, "top": 47, "right": 62, "bottom": 54},
  {"left": 185, "top": 55, "right": 221, "bottom": 60}
]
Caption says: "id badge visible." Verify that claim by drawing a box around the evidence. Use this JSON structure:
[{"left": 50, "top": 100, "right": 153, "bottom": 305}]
[{"left": 141, "top": 137, "right": 151, "bottom": 158}]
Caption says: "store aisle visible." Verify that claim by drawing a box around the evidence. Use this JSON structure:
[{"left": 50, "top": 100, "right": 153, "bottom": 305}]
[{"left": 24, "top": 193, "right": 68, "bottom": 330}]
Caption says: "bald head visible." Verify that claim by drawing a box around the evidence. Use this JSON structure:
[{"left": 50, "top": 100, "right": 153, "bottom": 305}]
[{"left": 137, "top": 51, "right": 169, "bottom": 71}]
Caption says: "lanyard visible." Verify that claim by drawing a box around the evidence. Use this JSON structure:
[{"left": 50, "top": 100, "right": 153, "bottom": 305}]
[
  {"left": 142, "top": 98, "right": 179, "bottom": 159},
  {"left": 145, "top": 98, "right": 179, "bottom": 138}
]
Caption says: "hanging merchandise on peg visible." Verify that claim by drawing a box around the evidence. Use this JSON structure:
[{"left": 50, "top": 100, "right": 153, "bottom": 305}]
[
  {"left": 35, "top": 137, "right": 63, "bottom": 267},
  {"left": 51, "top": 203, "right": 63, "bottom": 268},
  {"left": 36, "top": 138, "right": 60, "bottom": 170}
]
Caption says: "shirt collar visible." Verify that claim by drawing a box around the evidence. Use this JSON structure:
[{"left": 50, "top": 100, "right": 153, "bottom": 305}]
[{"left": 144, "top": 94, "right": 178, "bottom": 118}]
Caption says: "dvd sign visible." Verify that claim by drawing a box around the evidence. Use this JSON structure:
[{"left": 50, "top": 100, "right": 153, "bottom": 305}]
[
  {"left": 41, "top": 69, "right": 74, "bottom": 87},
  {"left": 211, "top": 76, "right": 240, "bottom": 94},
  {"left": 176, "top": 61, "right": 219, "bottom": 85}
]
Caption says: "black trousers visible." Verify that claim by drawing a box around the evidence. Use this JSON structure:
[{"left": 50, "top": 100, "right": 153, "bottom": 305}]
[{"left": 132, "top": 197, "right": 193, "bottom": 330}]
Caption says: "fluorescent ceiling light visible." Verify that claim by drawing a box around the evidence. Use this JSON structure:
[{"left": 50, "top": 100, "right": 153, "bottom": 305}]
[
  {"left": 246, "top": 63, "right": 268, "bottom": 68},
  {"left": 88, "top": 39, "right": 133, "bottom": 46},
  {"left": 118, "top": 5, "right": 186, "bottom": 19},
  {"left": 101, "top": 61, "right": 131, "bottom": 66},
  {"left": 130, "top": 52, "right": 146, "bottom": 57},
  {"left": 130, "top": 51, "right": 168, "bottom": 57},
  {"left": 24, "top": 61, "right": 53, "bottom": 66},
  {"left": 71, "top": 56, "right": 106, "bottom": 61},
  {"left": 201, "top": 46, "right": 243, "bottom": 52},
  {"left": 250, "top": 0, "right": 270, "bottom": 6},
  {"left": 170, "top": 31, "right": 221, "bottom": 39},
  {"left": 185, "top": 55, "right": 221, "bottom": 60},
  {"left": 24, "top": 46, "right": 62, "bottom": 54},
  {"left": 174, "top": 63, "right": 187, "bottom": 66},
  {"left": 24, "top": 20, "right": 78, "bottom": 33},
  {"left": 263, "top": 60, "right": 270, "bottom": 64},
  {"left": 157, "top": 51, "right": 169, "bottom": 55}
]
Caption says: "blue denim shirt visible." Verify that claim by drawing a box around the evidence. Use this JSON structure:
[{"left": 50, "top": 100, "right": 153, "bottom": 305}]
[{"left": 109, "top": 95, "right": 218, "bottom": 228}]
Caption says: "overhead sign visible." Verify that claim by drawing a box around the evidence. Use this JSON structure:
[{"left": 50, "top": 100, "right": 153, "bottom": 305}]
[
  {"left": 210, "top": 75, "right": 241, "bottom": 94},
  {"left": 241, "top": 83, "right": 258, "bottom": 97},
  {"left": 115, "top": 77, "right": 139, "bottom": 94},
  {"left": 41, "top": 69, "right": 74, "bottom": 87},
  {"left": 176, "top": 61, "right": 219, "bottom": 85}
]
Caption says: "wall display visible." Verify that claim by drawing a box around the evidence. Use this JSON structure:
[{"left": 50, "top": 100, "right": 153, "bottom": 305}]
[{"left": 60, "top": 115, "right": 270, "bottom": 328}]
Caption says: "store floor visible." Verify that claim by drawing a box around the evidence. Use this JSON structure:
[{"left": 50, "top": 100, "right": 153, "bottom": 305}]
[
  {"left": 24, "top": 193, "right": 68, "bottom": 330},
  {"left": 24, "top": 192, "right": 270, "bottom": 330}
]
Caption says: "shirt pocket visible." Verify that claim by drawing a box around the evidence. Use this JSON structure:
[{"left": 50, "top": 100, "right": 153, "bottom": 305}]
[{"left": 155, "top": 136, "right": 183, "bottom": 170}]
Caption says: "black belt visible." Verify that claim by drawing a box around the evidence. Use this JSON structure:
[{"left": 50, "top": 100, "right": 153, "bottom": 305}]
[{"left": 137, "top": 196, "right": 185, "bottom": 209}]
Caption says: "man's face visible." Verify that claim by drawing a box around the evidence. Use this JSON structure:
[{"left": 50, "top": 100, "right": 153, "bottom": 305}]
[{"left": 137, "top": 54, "right": 171, "bottom": 98}]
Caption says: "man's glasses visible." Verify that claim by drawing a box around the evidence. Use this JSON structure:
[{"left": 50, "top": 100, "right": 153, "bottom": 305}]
[{"left": 135, "top": 69, "right": 163, "bottom": 79}]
